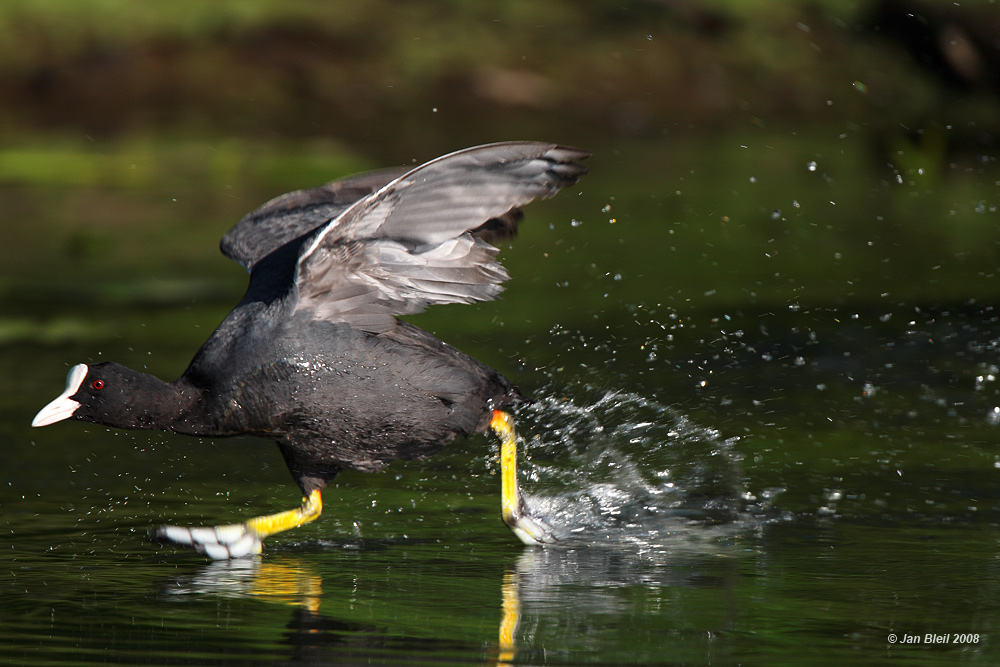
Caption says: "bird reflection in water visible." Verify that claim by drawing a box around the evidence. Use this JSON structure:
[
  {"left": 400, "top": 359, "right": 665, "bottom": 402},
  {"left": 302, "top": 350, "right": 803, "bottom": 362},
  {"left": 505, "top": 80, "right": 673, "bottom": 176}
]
[
  {"left": 161, "top": 557, "right": 322, "bottom": 612},
  {"left": 159, "top": 532, "right": 742, "bottom": 666},
  {"left": 497, "top": 568, "right": 521, "bottom": 665},
  {"left": 159, "top": 555, "right": 528, "bottom": 665}
]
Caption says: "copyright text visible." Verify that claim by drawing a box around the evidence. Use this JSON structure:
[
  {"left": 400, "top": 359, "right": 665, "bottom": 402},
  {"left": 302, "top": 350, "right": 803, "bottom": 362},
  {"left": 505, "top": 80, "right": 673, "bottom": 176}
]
[{"left": 887, "top": 633, "right": 980, "bottom": 645}]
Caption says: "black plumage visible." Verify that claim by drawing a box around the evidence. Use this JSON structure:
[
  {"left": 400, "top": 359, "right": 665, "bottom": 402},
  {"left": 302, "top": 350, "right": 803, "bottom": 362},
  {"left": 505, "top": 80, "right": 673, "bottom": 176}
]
[{"left": 32, "top": 142, "right": 588, "bottom": 557}]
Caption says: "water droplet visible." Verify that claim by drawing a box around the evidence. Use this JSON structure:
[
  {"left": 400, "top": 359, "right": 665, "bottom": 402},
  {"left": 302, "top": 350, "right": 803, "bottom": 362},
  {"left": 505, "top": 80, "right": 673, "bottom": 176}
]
[{"left": 988, "top": 407, "right": 1000, "bottom": 425}]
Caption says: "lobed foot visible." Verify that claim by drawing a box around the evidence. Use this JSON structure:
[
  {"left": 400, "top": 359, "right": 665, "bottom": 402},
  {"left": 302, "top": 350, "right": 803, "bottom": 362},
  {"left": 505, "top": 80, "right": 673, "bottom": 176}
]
[
  {"left": 151, "top": 522, "right": 263, "bottom": 560},
  {"left": 151, "top": 489, "right": 323, "bottom": 560},
  {"left": 504, "top": 497, "right": 557, "bottom": 546}
]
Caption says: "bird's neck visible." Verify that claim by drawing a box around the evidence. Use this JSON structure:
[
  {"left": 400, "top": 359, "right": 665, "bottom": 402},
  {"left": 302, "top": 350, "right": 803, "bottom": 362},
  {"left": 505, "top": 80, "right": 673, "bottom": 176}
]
[
  {"left": 109, "top": 372, "right": 219, "bottom": 436},
  {"left": 161, "top": 377, "right": 220, "bottom": 436}
]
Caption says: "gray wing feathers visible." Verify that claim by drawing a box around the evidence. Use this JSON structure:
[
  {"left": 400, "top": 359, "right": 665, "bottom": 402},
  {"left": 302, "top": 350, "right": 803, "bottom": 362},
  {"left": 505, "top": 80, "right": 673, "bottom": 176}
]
[
  {"left": 328, "top": 142, "right": 589, "bottom": 245},
  {"left": 299, "top": 236, "right": 508, "bottom": 332},
  {"left": 220, "top": 167, "right": 409, "bottom": 271},
  {"left": 295, "top": 142, "right": 589, "bottom": 331}
]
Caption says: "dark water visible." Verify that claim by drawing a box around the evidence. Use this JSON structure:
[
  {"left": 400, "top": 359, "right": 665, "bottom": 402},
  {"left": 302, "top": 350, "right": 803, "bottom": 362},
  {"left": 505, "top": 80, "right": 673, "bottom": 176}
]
[{"left": 4, "top": 128, "right": 1000, "bottom": 665}]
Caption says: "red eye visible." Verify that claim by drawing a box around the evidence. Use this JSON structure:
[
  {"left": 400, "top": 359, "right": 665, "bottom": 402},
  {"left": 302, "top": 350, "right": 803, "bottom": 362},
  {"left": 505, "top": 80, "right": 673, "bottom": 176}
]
[{"left": 92, "top": 380, "right": 104, "bottom": 390}]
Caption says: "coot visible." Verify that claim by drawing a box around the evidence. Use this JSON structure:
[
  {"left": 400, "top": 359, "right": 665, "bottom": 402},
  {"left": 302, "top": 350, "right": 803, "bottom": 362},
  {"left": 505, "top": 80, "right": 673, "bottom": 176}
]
[{"left": 32, "top": 142, "right": 588, "bottom": 559}]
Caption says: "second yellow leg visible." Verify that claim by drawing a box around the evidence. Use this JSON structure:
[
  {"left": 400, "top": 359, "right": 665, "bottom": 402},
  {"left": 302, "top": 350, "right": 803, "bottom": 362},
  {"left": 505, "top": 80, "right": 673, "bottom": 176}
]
[{"left": 490, "top": 410, "right": 556, "bottom": 545}]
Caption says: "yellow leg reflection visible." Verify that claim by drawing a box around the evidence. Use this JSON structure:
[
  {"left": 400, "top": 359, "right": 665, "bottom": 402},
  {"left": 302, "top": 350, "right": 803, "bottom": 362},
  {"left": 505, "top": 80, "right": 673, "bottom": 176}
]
[
  {"left": 152, "top": 489, "right": 323, "bottom": 560},
  {"left": 498, "top": 569, "right": 520, "bottom": 665},
  {"left": 490, "top": 410, "right": 556, "bottom": 545},
  {"left": 169, "top": 557, "right": 324, "bottom": 615},
  {"left": 249, "top": 560, "right": 323, "bottom": 615}
]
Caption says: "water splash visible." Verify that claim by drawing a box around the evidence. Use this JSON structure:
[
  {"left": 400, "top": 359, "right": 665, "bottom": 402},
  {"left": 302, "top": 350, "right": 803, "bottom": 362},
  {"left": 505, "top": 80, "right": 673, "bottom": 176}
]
[{"left": 513, "top": 383, "right": 750, "bottom": 551}]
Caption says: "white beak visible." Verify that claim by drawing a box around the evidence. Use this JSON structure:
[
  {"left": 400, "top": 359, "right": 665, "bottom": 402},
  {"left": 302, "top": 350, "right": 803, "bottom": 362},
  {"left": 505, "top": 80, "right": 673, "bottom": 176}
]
[{"left": 32, "top": 364, "right": 88, "bottom": 427}]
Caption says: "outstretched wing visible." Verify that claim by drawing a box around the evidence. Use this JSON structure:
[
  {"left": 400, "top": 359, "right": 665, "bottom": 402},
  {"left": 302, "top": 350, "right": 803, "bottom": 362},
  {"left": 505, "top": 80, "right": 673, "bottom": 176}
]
[
  {"left": 220, "top": 168, "right": 408, "bottom": 271},
  {"left": 294, "top": 142, "right": 589, "bottom": 332}
]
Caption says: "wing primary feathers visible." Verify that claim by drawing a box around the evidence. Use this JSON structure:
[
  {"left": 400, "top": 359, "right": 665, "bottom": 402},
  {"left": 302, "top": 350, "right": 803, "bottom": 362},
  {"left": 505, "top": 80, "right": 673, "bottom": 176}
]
[{"left": 228, "top": 142, "right": 588, "bottom": 333}]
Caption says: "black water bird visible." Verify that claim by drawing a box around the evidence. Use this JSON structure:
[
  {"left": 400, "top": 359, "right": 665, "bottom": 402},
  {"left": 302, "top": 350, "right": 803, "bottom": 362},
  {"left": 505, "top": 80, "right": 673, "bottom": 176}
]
[{"left": 32, "top": 142, "right": 588, "bottom": 558}]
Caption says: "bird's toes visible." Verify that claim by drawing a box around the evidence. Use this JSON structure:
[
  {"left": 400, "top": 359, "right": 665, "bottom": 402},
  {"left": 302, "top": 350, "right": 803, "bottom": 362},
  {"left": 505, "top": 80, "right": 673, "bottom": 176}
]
[
  {"left": 506, "top": 508, "right": 558, "bottom": 546},
  {"left": 149, "top": 523, "right": 263, "bottom": 560}
]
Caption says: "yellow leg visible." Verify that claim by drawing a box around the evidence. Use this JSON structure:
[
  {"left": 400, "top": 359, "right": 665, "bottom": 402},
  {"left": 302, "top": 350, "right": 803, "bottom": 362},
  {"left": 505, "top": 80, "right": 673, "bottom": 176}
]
[
  {"left": 247, "top": 489, "right": 323, "bottom": 538},
  {"left": 491, "top": 410, "right": 521, "bottom": 526},
  {"left": 490, "top": 410, "right": 556, "bottom": 545},
  {"left": 151, "top": 489, "right": 323, "bottom": 560}
]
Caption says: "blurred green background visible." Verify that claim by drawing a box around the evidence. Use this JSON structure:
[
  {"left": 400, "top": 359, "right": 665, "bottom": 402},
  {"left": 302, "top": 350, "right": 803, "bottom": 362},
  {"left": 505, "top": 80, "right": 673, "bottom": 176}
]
[{"left": 4, "top": 0, "right": 1000, "bottom": 316}]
